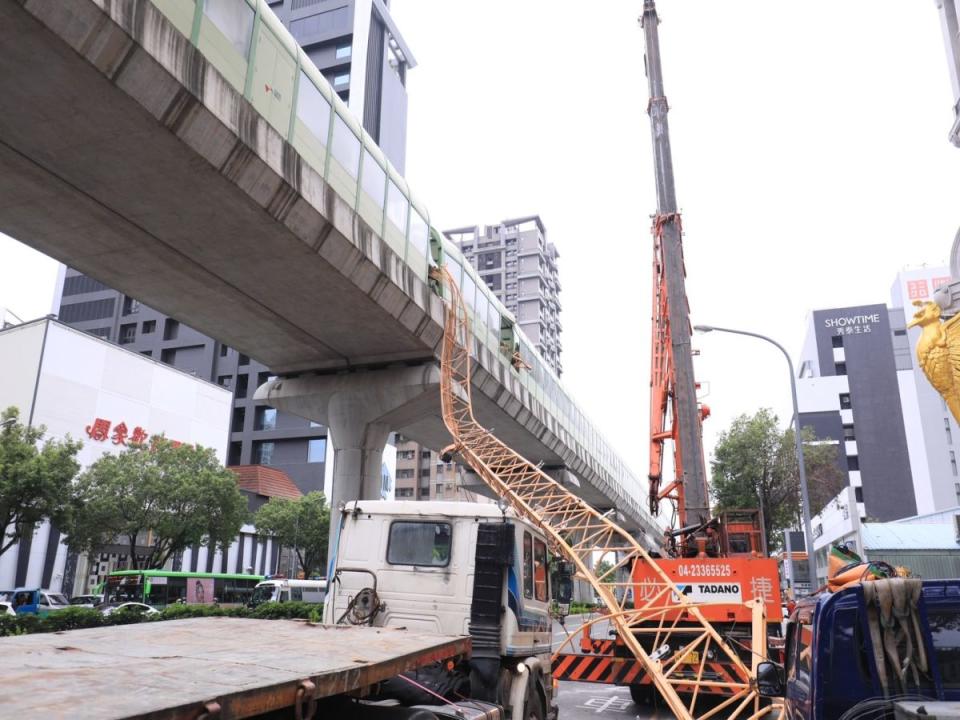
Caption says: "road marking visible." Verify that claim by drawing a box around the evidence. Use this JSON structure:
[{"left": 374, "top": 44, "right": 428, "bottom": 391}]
[{"left": 576, "top": 696, "right": 634, "bottom": 714}]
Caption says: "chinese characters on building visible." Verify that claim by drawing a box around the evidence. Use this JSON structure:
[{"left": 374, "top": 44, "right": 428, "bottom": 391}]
[{"left": 84, "top": 418, "right": 182, "bottom": 447}]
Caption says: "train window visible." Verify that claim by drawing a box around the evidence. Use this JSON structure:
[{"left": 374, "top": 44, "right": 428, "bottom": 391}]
[
  {"left": 475, "top": 292, "right": 489, "bottom": 328},
  {"left": 462, "top": 272, "right": 476, "bottom": 310},
  {"left": 296, "top": 72, "right": 331, "bottom": 145},
  {"left": 534, "top": 538, "right": 548, "bottom": 602},
  {"left": 446, "top": 258, "right": 463, "bottom": 289},
  {"left": 203, "top": 0, "right": 255, "bottom": 58},
  {"left": 488, "top": 305, "right": 500, "bottom": 336},
  {"left": 386, "top": 180, "right": 409, "bottom": 232},
  {"left": 523, "top": 532, "right": 534, "bottom": 599},
  {"left": 361, "top": 152, "right": 386, "bottom": 208},
  {"left": 409, "top": 211, "right": 429, "bottom": 258},
  {"left": 331, "top": 114, "right": 360, "bottom": 178}
]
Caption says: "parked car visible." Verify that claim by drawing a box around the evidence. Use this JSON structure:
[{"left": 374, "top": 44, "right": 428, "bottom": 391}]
[
  {"left": 98, "top": 602, "right": 159, "bottom": 617},
  {"left": 69, "top": 594, "right": 103, "bottom": 607},
  {"left": 11, "top": 589, "right": 70, "bottom": 616}
]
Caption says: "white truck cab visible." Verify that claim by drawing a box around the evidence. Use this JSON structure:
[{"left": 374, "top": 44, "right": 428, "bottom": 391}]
[{"left": 325, "top": 500, "right": 563, "bottom": 719}]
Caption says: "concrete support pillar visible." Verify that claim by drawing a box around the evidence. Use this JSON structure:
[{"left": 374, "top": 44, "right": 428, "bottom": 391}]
[{"left": 256, "top": 365, "right": 441, "bottom": 510}]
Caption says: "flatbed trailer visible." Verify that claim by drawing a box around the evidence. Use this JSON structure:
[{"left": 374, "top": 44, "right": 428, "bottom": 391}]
[{"left": 0, "top": 618, "right": 472, "bottom": 719}]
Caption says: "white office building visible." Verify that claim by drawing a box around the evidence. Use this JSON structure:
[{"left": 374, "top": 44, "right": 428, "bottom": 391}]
[{"left": 0, "top": 317, "right": 232, "bottom": 593}]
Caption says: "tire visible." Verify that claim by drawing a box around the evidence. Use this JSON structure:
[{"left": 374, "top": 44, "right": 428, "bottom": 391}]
[
  {"left": 524, "top": 676, "right": 545, "bottom": 720},
  {"left": 629, "top": 683, "right": 654, "bottom": 707}
]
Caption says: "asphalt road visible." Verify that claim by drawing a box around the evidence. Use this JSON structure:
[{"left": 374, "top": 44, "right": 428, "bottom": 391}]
[{"left": 553, "top": 614, "right": 664, "bottom": 720}]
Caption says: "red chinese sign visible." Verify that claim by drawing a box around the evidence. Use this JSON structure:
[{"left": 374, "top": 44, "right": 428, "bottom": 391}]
[
  {"left": 907, "top": 279, "right": 929, "bottom": 300},
  {"left": 84, "top": 418, "right": 182, "bottom": 448}
]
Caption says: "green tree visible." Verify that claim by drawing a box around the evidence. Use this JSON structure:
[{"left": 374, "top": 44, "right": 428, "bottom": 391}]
[
  {"left": 710, "top": 409, "right": 846, "bottom": 551},
  {"left": 62, "top": 438, "right": 248, "bottom": 569},
  {"left": 594, "top": 558, "right": 614, "bottom": 580},
  {"left": 0, "top": 406, "right": 81, "bottom": 558},
  {"left": 254, "top": 492, "right": 330, "bottom": 578}
]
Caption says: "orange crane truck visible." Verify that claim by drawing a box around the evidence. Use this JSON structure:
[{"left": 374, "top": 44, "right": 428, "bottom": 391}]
[{"left": 552, "top": 1, "right": 782, "bottom": 705}]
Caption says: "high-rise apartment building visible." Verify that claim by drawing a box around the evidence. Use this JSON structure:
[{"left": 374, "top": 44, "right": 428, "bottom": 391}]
[
  {"left": 795, "top": 267, "right": 960, "bottom": 527},
  {"left": 447, "top": 216, "right": 562, "bottom": 377},
  {"left": 53, "top": 1, "right": 414, "bottom": 494}
]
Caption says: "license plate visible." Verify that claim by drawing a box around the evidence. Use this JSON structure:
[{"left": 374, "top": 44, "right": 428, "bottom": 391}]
[{"left": 681, "top": 651, "right": 700, "bottom": 664}]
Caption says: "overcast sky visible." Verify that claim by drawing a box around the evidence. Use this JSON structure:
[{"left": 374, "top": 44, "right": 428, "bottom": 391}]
[{"left": 2, "top": 1, "right": 959, "bottom": 494}]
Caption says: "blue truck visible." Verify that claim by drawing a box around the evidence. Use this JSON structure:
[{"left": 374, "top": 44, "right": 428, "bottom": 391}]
[{"left": 756, "top": 579, "right": 960, "bottom": 719}]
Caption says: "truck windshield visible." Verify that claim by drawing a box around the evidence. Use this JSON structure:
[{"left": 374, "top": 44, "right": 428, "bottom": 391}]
[
  {"left": 928, "top": 608, "right": 960, "bottom": 689},
  {"left": 250, "top": 585, "right": 278, "bottom": 606},
  {"left": 386, "top": 521, "right": 452, "bottom": 567}
]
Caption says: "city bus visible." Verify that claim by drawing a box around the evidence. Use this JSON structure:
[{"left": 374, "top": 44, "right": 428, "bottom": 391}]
[{"left": 99, "top": 570, "right": 264, "bottom": 608}]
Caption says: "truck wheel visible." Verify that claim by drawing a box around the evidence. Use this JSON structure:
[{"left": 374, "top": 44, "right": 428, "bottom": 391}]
[
  {"left": 629, "top": 683, "right": 654, "bottom": 706},
  {"left": 524, "top": 677, "right": 545, "bottom": 720}
]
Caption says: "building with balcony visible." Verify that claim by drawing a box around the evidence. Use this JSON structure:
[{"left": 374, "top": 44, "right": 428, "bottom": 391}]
[{"left": 447, "top": 215, "right": 562, "bottom": 377}]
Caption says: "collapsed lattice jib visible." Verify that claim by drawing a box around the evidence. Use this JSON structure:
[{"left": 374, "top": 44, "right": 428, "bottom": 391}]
[{"left": 433, "top": 267, "right": 781, "bottom": 719}]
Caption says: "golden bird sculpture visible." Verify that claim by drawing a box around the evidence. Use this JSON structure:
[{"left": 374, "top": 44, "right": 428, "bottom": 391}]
[{"left": 908, "top": 299, "right": 960, "bottom": 424}]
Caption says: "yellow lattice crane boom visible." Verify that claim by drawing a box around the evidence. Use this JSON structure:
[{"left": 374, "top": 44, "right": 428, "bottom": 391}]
[{"left": 433, "top": 265, "right": 781, "bottom": 720}]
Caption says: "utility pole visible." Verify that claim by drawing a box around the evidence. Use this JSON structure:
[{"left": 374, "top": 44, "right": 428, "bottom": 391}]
[{"left": 642, "top": 0, "right": 710, "bottom": 526}]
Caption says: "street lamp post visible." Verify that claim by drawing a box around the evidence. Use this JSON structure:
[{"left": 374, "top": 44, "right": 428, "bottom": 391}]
[{"left": 694, "top": 324, "right": 819, "bottom": 591}]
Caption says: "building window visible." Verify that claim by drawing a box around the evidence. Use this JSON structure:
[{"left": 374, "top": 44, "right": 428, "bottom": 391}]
[
  {"left": 142, "top": 320, "right": 156, "bottom": 334},
  {"left": 855, "top": 486, "right": 864, "bottom": 503},
  {"left": 396, "top": 488, "right": 414, "bottom": 498},
  {"left": 255, "top": 407, "right": 277, "bottom": 431},
  {"left": 231, "top": 407, "right": 245, "bottom": 433},
  {"left": 947, "top": 418, "right": 954, "bottom": 445},
  {"left": 257, "top": 371, "right": 276, "bottom": 387},
  {"left": 955, "top": 483, "right": 960, "bottom": 504},
  {"left": 834, "top": 362, "right": 847, "bottom": 376},
  {"left": 307, "top": 438, "right": 326, "bottom": 463},
  {"left": 839, "top": 393, "right": 852, "bottom": 410},
  {"left": 334, "top": 73, "right": 350, "bottom": 86},
  {"left": 398, "top": 450, "right": 415, "bottom": 460},
  {"left": 238, "top": 353, "right": 250, "bottom": 366},
  {"left": 235, "top": 374, "right": 249, "bottom": 399},
  {"left": 420, "top": 469, "right": 431, "bottom": 477},
  {"left": 421, "top": 450, "right": 432, "bottom": 459},
  {"left": 59, "top": 298, "right": 115, "bottom": 323},
  {"left": 217, "top": 375, "right": 232, "bottom": 389},
  {"left": 831, "top": 335, "right": 843, "bottom": 348},
  {"left": 122, "top": 296, "right": 140, "bottom": 315},
  {"left": 220, "top": 344, "right": 229, "bottom": 357},
  {"left": 894, "top": 329, "right": 907, "bottom": 336},
  {"left": 254, "top": 441, "right": 274, "bottom": 465},
  {"left": 847, "top": 455, "right": 860, "bottom": 471},
  {"left": 87, "top": 327, "right": 111, "bottom": 340},
  {"left": 62, "top": 274, "right": 108, "bottom": 296},
  {"left": 119, "top": 323, "right": 137, "bottom": 345},
  {"left": 228, "top": 441, "right": 242, "bottom": 466},
  {"left": 335, "top": 43, "right": 352, "bottom": 59},
  {"left": 952, "top": 451, "right": 958, "bottom": 477},
  {"left": 397, "top": 469, "right": 415, "bottom": 479},
  {"left": 140, "top": 350, "right": 152, "bottom": 358},
  {"left": 843, "top": 424, "right": 855, "bottom": 441},
  {"left": 163, "top": 319, "right": 179, "bottom": 340}
]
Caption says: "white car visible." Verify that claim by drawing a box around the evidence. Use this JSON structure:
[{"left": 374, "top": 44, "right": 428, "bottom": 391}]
[
  {"left": 99, "top": 602, "right": 159, "bottom": 617},
  {"left": 0, "top": 602, "right": 15, "bottom": 617}
]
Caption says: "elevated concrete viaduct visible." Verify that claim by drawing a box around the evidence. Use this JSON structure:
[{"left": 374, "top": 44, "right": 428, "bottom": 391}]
[{"left": 0, "top": 0, "right": 660, "bottom": 539}]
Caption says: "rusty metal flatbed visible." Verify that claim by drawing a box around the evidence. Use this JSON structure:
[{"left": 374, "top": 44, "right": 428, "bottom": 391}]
[{"left": 0, "top": 618, "right": 470, "bottom": 719}]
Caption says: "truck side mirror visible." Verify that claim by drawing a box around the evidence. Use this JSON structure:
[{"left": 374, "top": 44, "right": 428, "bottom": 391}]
[{"left": 756, "top": 661, "right": 785, "bottom": 697}]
